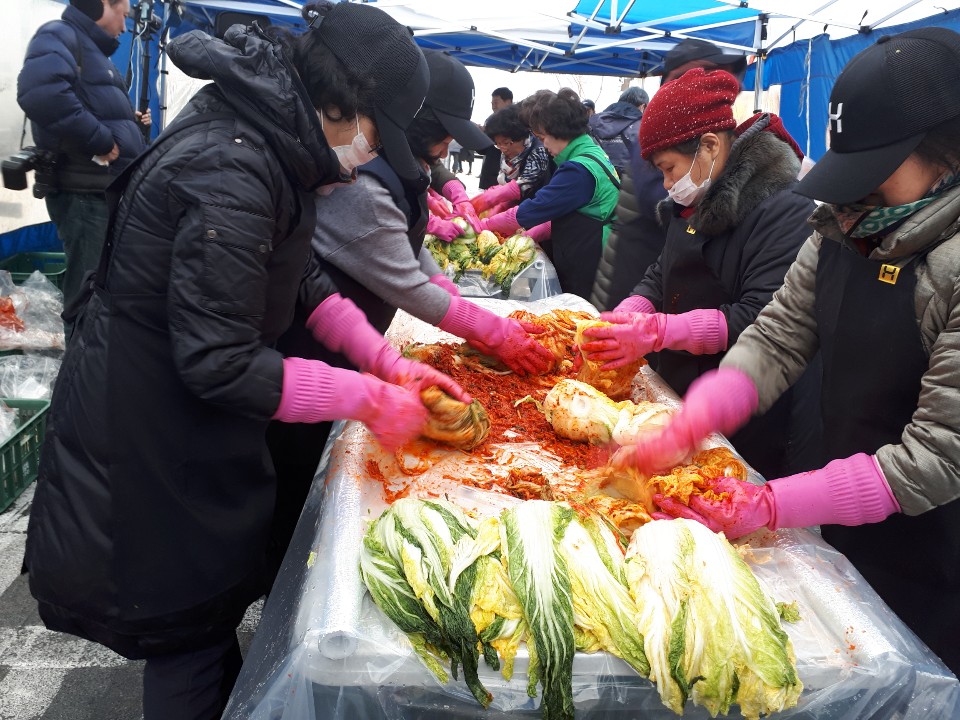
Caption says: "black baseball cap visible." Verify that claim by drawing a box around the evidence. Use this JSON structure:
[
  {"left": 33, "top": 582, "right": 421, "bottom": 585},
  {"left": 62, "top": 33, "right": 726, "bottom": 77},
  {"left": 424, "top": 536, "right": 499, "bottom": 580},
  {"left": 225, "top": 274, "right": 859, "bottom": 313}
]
[
  {"left": 797, "top": 28, "right": 960, "bottom": 205},
  {"left": 422, "top": 50, "right": 493, "bottom": 152},
  {"left": 662, "top": 38, "right": 747, "bottom": 78},
  {"left": 316, "top": 3, "right": 428, "bottom": 180}
]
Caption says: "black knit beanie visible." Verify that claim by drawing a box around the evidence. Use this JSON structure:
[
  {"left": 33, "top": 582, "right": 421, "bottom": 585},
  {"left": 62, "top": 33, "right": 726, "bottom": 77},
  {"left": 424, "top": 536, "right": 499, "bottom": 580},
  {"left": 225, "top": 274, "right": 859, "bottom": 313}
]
[{"left": 70, "top": 0, "right": 104, "bottom": 21}]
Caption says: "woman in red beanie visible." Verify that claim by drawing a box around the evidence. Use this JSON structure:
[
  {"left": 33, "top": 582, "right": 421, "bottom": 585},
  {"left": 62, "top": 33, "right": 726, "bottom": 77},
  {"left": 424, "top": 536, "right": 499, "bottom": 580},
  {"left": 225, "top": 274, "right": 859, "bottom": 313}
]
[
  {"left": 475, "top": 88, "right": 620, "bottom": 297},
  {"left": 582, "top": 68, "right": 820, "bottom": 479}
]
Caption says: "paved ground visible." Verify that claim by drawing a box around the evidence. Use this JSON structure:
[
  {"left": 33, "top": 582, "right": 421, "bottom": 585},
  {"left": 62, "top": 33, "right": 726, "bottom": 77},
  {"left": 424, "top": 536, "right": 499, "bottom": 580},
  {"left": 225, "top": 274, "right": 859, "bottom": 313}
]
[{"left": 0, "top": 485, "right": 263, "bottom": 720}]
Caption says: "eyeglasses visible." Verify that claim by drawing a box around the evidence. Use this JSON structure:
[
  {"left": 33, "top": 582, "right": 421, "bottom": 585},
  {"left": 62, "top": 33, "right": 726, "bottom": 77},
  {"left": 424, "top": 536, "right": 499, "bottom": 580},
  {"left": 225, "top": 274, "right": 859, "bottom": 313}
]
[{"left": 494, "top": 139, "right": 518, "bottom": 150}]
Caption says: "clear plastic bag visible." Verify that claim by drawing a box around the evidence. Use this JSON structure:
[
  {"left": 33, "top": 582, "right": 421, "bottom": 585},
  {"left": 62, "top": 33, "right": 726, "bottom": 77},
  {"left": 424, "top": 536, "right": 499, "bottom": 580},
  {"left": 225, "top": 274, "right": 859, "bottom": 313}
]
[
  {"left": 0, "top": 355, "right": 62, "bottom": 399},
  {"left": 0, "top": 401, "right": 19, "bottom": 445},
  {"left": 454, "top": 250, "right": 561, "bottom": 302},
  {"left": 0, "top": 270, "right": 65, "bottom": 352}
]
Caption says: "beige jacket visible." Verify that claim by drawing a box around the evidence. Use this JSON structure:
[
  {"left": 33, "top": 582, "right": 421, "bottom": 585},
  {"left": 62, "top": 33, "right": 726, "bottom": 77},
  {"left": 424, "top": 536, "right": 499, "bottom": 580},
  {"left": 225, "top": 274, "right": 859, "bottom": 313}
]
[{"left": 723, "top": 184, "right": 960, "bottom": 515}]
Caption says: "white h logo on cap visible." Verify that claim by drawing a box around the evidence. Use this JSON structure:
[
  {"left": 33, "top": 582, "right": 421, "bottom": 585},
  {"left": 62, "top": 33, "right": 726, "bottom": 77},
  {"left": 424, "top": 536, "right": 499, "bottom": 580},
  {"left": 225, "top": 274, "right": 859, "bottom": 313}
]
[{"left": 829, "top": 102, "right": 843, "bottom": 134}]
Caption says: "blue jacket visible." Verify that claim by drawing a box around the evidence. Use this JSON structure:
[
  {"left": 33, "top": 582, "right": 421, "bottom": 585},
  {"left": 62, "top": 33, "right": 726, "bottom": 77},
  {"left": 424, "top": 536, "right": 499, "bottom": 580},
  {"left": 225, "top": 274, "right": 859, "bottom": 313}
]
[
  {"left": 17, "top": 5, "right": 145, "bottom": 190},
  {"left": 588, "top": 101, "right": 642, "bottom": 173}
]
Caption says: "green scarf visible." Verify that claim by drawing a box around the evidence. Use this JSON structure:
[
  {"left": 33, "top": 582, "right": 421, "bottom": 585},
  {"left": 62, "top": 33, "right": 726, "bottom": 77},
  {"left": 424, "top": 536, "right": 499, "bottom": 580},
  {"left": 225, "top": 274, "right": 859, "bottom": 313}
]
[{"left": 832, "top": 171, "right": 960, "bottom": 239}]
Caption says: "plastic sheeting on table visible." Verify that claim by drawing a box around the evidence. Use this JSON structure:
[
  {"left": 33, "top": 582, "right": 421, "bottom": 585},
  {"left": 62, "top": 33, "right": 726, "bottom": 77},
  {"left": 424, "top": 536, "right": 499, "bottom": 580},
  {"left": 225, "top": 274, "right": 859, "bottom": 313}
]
[{"left": 225, "top": 296, "right": 960, "bottom": 720}]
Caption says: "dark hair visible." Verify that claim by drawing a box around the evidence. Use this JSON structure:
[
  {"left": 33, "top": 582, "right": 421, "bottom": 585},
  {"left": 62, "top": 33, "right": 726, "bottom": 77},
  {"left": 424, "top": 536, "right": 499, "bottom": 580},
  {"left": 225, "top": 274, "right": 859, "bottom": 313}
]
[
  {"left": 520, "top": 88, "right": 589, "bottom": 140},
  {"left": 406, "top": 106, "right": 449, "bottom": 164},
  {"left": 914, "top": 114, "right": 960, "bottom": 171},
  {"left": 484, "top": 106, "right": 529, "bottom": 142},
  {"left": 267, "top": 2, "right": 376, "bottom": 119},
  {"left": 492, "top": 87, "right": 513, "bottom": 102},
  {"left": 619, "top": 86, "right": 649, "bottom": 108},
  {"left": 646, "top": 131, "right": 736, "bottom": 166}
]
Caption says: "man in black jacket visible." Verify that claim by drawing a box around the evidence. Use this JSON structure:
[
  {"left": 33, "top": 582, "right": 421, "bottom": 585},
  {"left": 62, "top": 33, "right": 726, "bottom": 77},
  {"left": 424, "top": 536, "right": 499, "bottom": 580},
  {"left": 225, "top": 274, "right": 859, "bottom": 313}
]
[
  {"left": 478, "top": 86, "right": 513, "bottom": 189},
  {"left": 588, "top": 86, "right": 648, "bottom": 176},
  {"left": 17, "top": 0, "right": 149, "bottom": 336}
]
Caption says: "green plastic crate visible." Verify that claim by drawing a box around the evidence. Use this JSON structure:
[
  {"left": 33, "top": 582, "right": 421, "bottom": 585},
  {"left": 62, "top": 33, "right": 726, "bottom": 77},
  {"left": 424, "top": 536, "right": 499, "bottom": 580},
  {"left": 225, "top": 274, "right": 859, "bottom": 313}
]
[
  {"left": 0, "top": 399, "right": 49, "bottom": 513},
  {"left": 0, "top": 252, "right": 67, "bottom": 289}
]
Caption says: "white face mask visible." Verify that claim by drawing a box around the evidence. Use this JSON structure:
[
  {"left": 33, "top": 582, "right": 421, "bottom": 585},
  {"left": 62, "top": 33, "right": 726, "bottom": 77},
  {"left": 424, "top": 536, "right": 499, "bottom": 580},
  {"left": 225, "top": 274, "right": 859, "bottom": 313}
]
[
  {"left": 320, "top": 114, "right": 378, "bottom": 174},
  {"left": 667, "top": 145, "right": 716, "bottom": 207}
]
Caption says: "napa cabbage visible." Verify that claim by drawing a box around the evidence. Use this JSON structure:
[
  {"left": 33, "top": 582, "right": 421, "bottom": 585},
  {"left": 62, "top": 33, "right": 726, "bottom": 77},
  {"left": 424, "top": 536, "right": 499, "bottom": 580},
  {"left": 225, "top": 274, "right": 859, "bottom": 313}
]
[
  {"left": 501, "top": 501, "right": 576, "bottom": 720},
  {"left": 625, "top": 518, "right": 802, "bottom": 719}
]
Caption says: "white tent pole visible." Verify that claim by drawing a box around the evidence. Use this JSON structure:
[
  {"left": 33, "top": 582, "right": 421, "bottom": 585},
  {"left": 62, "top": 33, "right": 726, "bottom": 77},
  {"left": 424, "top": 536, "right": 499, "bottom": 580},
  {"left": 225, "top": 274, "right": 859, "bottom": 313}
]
[
  {"left": 769, "top": 0, "right": 841, "bottom": 50},
  {"left": 867, "top": 0, "right": 924, "bottom": 29},
  {"left": 753, "top": 14, "right": 767, "bottom": 113},
  {"left": 568, "top": 0, "right": 607, "bottom": 54}
]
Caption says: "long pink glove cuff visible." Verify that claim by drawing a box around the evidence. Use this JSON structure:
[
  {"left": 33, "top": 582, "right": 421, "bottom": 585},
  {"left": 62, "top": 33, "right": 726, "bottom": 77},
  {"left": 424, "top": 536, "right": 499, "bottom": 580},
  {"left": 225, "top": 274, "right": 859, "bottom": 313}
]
[
  {"left": 273, "top": 358, "right": 366, "bottom": 423},
  {"left": 306, "top": 294, "right": 394, "bottom": 377},
  {"left": 615, "top": 295, "right": 656, "bottom": 314},
  {"left": 441, "top": 180, "right": 469, "bottom": 205},
  {"left": 483, "top": 206, "right": 521, "bottom": 236},
  {"left": 658, "top": 309, "right": 728, "bottom": 355},
  {"left": 438, "top": 293, "right": 504, "bottom": 345},
  {"left": 769, "top": 454, "right": 900, "bottom": 530},
  {"left": 430, "top": 273, "right": 460, "bottom": 297}
]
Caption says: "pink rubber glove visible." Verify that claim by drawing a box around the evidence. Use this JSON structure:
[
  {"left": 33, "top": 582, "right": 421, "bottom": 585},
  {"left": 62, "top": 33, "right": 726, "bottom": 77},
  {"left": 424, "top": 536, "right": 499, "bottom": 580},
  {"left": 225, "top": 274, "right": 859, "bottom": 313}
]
[
  {"left": 654, "top": 454, "right": 900, "bottom": 539},
  {"left": 427, "top": 188, "right": 454, "bottom": 218},
  {"left": 479, "top": 206, "right": 521, "bottom": 237},
  {"left": 614, "top": 295, "right": 656, "bottom": 314},
  {"left": 613, "top": 367, "right": 758, "bottom": 472},
  {"left": 426, "top": 214, "right": 463, "bottom": 243},
  {"left": 439, "top": 294, "right": 554, "bottom": 375},
  {"left": 525, "top": 221, "right": 551, "bottom": 243},
  {"left": 442, "top": 180, "right": 483, "bottom": 233},
  {"left": 582, "top": 309, "right": 728, "bottom": 369},
  {"left": 273, "top": 358, "right": 427, "bottom": 451},
  {"left": 429, "top": 273, "right": 460, "bottom": 297},
  {"left": 470, "top": 180, "right": 521, "bottom": 213},
  {"left": 306, "top": 294, "right": 470, "bottom": 403}
]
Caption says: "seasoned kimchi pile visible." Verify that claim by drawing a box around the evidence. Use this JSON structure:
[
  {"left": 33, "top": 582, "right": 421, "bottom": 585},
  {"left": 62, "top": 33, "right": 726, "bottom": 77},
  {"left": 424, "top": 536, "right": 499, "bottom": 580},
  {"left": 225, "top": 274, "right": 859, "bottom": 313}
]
[{"left": 391, "top": 309, "right": 742, "bottom": 535}]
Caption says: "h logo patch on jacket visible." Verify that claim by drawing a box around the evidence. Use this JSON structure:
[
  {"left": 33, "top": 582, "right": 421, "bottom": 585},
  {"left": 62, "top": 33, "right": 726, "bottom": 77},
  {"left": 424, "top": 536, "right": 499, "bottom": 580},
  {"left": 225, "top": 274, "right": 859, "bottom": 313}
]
[{"left": 878, "top": 264, "right": 900, "bottom": 284}]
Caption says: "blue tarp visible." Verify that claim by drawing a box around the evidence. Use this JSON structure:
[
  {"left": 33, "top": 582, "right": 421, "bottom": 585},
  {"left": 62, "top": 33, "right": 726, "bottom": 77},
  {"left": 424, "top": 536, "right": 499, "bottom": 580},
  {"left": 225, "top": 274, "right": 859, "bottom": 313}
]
[{"left": 744, "top": 8, "right": 960, "bottom": 161}]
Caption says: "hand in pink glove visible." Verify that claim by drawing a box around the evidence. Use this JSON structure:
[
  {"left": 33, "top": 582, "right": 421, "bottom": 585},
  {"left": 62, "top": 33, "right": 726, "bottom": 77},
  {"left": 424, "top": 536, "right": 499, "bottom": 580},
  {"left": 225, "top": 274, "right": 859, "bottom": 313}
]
[
  {"left": 479, "top": 206, "right": 521, "bottom": 237},
  {"left": 273, "top": 358, "right": 427, "bottom": 451},
  {"left": 582, "top": 309, "right": 728, "bottom": 369},
  {"left": 429, "top": 273, "right": 460, "bottom": 297},
  {"left": 613, "top": 367, "right": 758, "bottom": 472},
  {"left": 306, "top": 294, "right": 471, "bottom": 403},
  {"left": 427, "top": 188, "right": 454, "bottom": 219},
  {"left": 439, "top": 294, "right": 554, "bottom": 375},
  {"left": 524, "top": 221, "right": 551, "bottom": 243},
  {"left": 470, "top": 180, "right": 521, "bottom": 214},
  {"left": 441, "top": 181, "right": 484, "bottom": 233},
  {"left": 426, "top": 214, "right": 463, "bottom": 243},
  {"left": 614, "top": 295, "right": 656, "bottom": 314},
  {"left": 654, "top": 454, "right": 900, "bottom": 540}
]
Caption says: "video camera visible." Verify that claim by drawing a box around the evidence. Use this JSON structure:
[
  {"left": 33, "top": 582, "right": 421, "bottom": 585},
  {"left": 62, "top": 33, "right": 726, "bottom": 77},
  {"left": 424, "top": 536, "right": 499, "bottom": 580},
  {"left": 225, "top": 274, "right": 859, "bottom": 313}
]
[
  {"left": 2, "top": 147, "right": 57, "bottom": 198},
  {"left": 136, "top": 0, "right": 162, "bottom": 34}
]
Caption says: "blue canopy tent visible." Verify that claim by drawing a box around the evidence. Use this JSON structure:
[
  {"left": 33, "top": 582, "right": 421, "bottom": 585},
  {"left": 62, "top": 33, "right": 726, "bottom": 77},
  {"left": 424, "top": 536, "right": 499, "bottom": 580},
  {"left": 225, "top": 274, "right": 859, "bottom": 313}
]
[
  {"left": 744, "top": 7, "right": 960, "bottom": 161},
  {"left": 4, "top": 0, "right": 954, "bottom": 251}
]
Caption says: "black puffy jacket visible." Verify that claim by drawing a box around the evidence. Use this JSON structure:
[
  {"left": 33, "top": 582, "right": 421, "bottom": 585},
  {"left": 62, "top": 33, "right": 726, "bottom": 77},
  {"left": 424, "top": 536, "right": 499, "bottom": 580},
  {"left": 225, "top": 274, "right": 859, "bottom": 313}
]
[{"left": 25, "top": 26, "right": 340, "bottom": 659}]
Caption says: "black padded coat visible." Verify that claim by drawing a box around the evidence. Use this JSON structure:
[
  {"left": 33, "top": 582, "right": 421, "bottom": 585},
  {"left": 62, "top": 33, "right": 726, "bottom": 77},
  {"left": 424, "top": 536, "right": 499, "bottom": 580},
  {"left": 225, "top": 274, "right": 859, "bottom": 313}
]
[{"left": 25, "top": 25, "right": 340, "bottom": 659}]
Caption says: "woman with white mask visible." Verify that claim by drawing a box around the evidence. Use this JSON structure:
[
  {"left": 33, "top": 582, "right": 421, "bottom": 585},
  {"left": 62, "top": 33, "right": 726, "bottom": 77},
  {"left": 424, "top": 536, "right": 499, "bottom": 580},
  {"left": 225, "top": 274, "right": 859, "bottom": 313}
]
[{"left": 581, "top": 68, "right": 821, "bottom": 479}]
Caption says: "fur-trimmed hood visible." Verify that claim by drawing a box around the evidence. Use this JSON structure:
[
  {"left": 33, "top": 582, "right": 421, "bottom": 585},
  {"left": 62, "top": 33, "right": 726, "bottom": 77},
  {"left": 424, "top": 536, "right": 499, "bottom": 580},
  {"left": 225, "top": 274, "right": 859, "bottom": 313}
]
[{"left": 657, "top": 114, "right": 801, "bottom": 235}]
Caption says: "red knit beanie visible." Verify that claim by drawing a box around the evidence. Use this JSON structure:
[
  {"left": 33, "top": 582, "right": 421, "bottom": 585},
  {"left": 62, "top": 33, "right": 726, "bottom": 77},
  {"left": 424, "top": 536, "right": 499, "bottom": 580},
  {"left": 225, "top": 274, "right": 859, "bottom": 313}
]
[{"left": 639, "top": 68, "right": 739, "bottom": 160}]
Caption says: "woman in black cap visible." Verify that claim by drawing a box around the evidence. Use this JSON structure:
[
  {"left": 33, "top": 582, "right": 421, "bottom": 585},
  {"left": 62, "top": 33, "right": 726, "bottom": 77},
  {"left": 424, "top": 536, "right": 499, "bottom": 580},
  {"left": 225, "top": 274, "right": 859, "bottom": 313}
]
[
  {"left": 626, "top": 27, "right": 960, "bottom": 674},
  {"left": 23, "top": 3, "right": 463, "bottom": 718},
  {"left": 266, "top": 52, "right": 554, "bottom": 566}
]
